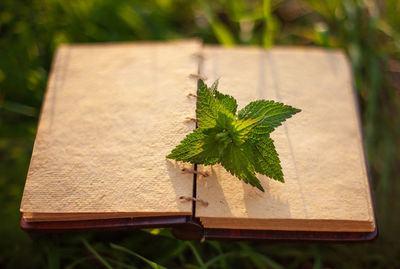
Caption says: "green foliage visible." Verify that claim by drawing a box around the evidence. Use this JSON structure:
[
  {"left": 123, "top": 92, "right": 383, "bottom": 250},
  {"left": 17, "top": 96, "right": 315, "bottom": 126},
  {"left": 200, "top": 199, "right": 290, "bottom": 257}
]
[
  {"left": 247, "top": 135, "right": 283, "bottom": 182},
  {"left": 239, "top": 100, "right": 301, "bottom": 141},
  {"left": 110, "top": 243, "right": 167, "bottom": 269},
  {"left": 195, "top": 80, "right": 235, "bottom": 129},
  {"left": 209, "top": 79, "right": 238, "bottom": 114},
  {"left": 167, "top": 80, "right": 300, "bottom": 191}
]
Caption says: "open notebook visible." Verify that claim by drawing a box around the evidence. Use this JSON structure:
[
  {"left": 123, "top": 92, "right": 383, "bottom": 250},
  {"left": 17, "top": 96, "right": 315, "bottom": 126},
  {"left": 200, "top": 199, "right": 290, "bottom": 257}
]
[{"left": 20, "top": 40, "right": 376, "bottom": 240}]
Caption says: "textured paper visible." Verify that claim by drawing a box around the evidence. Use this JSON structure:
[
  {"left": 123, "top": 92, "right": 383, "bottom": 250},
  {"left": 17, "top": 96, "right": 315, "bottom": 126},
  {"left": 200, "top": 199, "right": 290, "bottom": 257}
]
[
  {"left": 195, "top": 46, "right": 375, "bottom": 232},
  {"left": 20, "top": 42, "right": 375, "bottom": 232},
  {"left": 20, "top": 41, "right": 201, "bottom": 221}
]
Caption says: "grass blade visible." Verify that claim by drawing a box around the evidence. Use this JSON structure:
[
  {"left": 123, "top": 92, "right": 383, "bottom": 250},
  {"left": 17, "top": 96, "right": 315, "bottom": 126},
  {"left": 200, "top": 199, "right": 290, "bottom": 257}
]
[
  {"left": 201, "top": 250, "right": 284, "bottom": 269},
  {"left": 66, "top": 256, "right": 95, "bottom": 269},
  {"left": 158, "top": 242, "right": 187, "bottom": 265},
  {"left": 186, "top": 242, "right": 204, "bottom": 267},
  {"left": 81, "top": 239, "right": 113, "bottom": 269},
  {"left": 207, "top": 241, "right": 227, "bottom": 269},
  {"left": 110, "top": 243, "right": 167, "bottom": 269},
  {"left": 199, "top": 0, "right": 236, "bottom": 46},
  {"left": 262, "top": 0, "right": 275, "bottom": 48}
]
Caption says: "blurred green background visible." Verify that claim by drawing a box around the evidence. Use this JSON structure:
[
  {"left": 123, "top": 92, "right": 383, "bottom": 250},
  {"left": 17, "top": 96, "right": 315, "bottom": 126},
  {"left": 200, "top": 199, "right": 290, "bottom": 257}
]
[{"left": 1, "top": 0, "right": 399, "bottom": 268}]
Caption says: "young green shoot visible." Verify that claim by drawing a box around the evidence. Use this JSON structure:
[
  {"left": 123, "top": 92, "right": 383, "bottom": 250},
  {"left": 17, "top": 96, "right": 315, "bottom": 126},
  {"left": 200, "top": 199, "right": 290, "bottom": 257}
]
[{"left": 167, "top": 80, "right": 301, "bottom": 192}]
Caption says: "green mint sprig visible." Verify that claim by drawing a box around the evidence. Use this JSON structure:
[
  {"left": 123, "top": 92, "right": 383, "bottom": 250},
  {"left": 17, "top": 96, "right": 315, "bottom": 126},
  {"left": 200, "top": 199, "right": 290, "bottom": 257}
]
[{"left": 167, "top": 79, "right": 301, "bottom": 192}]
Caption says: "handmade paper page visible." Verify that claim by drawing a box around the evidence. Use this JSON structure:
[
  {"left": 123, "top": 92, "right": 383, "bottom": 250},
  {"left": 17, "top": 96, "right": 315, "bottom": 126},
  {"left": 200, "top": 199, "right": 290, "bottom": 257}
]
[
  {"left": 196, "top": 46, "right": 375, "bottom": 232},
  {"left": 20, "top": 41, "right": 200, "bottom": 221}
]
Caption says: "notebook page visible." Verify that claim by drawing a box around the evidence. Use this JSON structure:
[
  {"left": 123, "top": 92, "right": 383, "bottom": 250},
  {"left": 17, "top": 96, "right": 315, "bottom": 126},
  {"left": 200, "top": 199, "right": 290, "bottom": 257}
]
[{"left": 20, "top": 41, "right": 200, "bottom": 219}]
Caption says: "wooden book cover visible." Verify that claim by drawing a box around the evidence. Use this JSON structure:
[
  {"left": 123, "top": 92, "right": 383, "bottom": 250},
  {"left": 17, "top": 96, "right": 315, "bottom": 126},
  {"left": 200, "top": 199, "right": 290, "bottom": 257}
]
[{"left": 20, "top": 40, "right": 376, "bottom": 241}]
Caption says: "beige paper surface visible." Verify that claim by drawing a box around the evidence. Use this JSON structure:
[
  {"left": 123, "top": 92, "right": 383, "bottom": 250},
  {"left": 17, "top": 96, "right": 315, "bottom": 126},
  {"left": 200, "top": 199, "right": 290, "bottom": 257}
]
[
  {"left": 196, "top": 46, "right": 375, "bottom": 231},
  {"left": 20, "top": 41, "right": 201, "bottom": 219},
  {"left": 20, "top": 42, "right": 375, "bottom": 231}
]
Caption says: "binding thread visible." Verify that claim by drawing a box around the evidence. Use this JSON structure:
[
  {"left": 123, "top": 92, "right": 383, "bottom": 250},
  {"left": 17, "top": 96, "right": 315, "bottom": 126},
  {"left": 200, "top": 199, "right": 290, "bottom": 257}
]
[
  {"left": 185, "top": 117, "right": 197, "bottom": 122},
  {"left": 187, "top": 93, "right": 197, "bottom": 98},
  {"left": 192, "top": 52, "right": 206, "bottom": 61},
  {"left": 181, "top": 167, "right": 208, "bottom": 177},
  {"left": 189, "top": 73, "right": 207, "bottom": 81},
  {"left": 179, "top": 196, "right": 209, "bottom": 207},
  {"left": 200, "top": 235, "right": 206, "bottom": 243}
]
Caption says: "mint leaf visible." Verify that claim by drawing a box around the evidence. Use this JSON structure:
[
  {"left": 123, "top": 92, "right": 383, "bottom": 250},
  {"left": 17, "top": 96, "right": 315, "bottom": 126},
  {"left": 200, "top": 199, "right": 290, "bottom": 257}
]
[
  {"left": 219, "top": 143, "right": 264, "bottom": 191},
  {"left": 209, "top": 79, "right": 219, "bottom": 93},
  {"left": 196, "top": 82, "right": 235, "bottom": 129},
  {"left": 215, "top": 91, "right": 238, "bottom": 115},
  {"left": 167, "top": 128, "right": 206, "bottom": 162},
  {"left": 238, "top": 100, "right": 301, "bottom": 141},
  {"left": 245, "top": 136, "right": 284, "bottom": 182},
  {"left": 167, "top": 128, "right": 220, "bottom": 165},
  {"left": 232, "top": 118, "right": 259, "bottom": 143},
  {"left": 209, "top": 79, "right": 238, "bottom": 114},
  {"left": 167, "top": 79, "right": 301, "bottom": 192}
]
